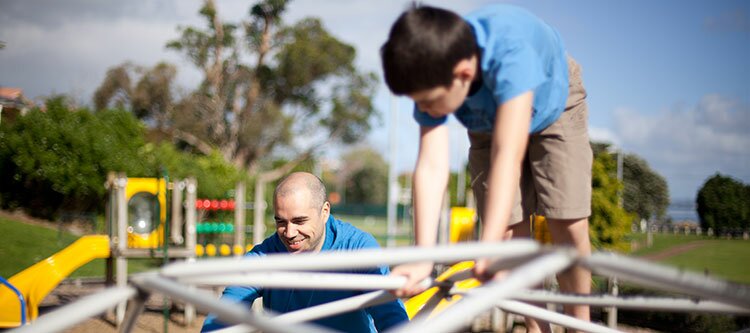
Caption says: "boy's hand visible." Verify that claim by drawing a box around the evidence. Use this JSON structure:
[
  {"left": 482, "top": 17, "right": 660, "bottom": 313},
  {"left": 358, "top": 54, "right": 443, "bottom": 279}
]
[
  {"left": 472, "top": 257, "right": 494, "bottom": 282},
  {"left": 390, "top": 261, "right": 434, "bottom": 298}
]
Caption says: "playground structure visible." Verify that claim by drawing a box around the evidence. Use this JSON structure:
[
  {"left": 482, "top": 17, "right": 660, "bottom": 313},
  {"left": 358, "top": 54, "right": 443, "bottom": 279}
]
[
  {"left": 0, "top": 173, "right": 249, "bottom": 328},
  {"left": 0, "top": 235, "right": 110, "bottom": 327},
  {"left": 2, "top": 173, "right": 749, "bottom": 332},
  {"left": 6, "top": 239, "right": 750, "bottom": 333}
]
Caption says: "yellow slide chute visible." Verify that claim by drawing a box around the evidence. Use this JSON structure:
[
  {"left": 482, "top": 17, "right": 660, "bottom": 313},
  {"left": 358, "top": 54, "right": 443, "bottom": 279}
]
[{"left": 0, "top": 235, "right": 110, "bottom": 327}]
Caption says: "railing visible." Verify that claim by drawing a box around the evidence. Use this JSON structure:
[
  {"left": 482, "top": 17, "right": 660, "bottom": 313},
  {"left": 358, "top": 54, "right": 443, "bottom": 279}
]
[{"left": 8, "top": 240, "right": 750, "bottom": 333}]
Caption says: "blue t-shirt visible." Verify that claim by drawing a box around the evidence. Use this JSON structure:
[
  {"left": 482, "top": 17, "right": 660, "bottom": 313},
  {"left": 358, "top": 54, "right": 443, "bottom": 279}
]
[
  {"left": 201, "top": 215, "right": 409, "bottom": 332},
  {"left": 414, "top": 4, "right": 569, "bottom": 134}
]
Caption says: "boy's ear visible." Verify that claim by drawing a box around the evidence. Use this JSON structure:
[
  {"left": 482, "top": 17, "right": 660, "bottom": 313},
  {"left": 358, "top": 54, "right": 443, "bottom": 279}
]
[{"left": 453, "top": 55, "right": 477, "bottom": 83}]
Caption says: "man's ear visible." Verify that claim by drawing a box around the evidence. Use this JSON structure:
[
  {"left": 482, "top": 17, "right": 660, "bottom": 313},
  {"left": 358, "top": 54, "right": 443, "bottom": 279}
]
[
  {"left": 321, "top": 201, "right": 331, "bottom": 222},
  {"left": 453, "top": 55, "right": 477, "bottom": 83}
]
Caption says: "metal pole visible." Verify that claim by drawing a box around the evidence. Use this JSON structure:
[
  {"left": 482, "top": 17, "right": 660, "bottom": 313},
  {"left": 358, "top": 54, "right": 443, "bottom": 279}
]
[
  {"left": 171, "top": 180, "right": 184, "bottom": 245},
  {"left": 509, "top": 290, "right": 750, "bottom": 315},
  {"left": 497, "top": 300, "right": 622, "bottom": 333},
  {"left": 161, "top": 240, "right": 540, "bottom": 277},
  {"left": 234, "top": 181, "right": 246, "bottom": 255},
  {"left": 7, "top": 287, "right": 137, "bottom": 333},
  {"left": 584, "top": 252, "right": 750, "bottom": 309},
  {"left": 119, "top": 290, "right": 150, "bottom": 333},
  {"left": 253, "top": 179, "right": 266, "bottom": 245},
  {"left": 130, "top": 274, "right": 336, "bottom": 333},
  {"left": 386, "top": 94, "right": 400, "bottom": 248},
  {"left": 394, "top": 251, "right": 575, "bottom": 333},
  {"left": 178, "top": 272, "right": 409, "bottom": 290},
  {"left": 184, "top": 178, "right": 197, "bottom": 326},
  {"left": 115, "top": 175, "right": 128, "bottom": 326}
]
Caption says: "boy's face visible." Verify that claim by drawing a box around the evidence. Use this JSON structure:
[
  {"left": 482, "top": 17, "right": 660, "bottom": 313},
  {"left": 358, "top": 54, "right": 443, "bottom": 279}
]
[{"left": 408, "top": 57, "right": 476, "bottom": 118}]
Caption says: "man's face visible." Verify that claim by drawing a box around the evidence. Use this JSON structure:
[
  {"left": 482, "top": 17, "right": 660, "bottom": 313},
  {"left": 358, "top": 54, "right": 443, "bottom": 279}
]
[{"left": 274, "top": 190, "right": 329, "bottom": 254}]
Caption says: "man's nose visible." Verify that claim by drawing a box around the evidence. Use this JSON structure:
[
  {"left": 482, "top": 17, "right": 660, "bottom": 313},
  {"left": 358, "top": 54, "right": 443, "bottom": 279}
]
[{"left": 284, "top": 224, "right": 297, "bottom": 238}]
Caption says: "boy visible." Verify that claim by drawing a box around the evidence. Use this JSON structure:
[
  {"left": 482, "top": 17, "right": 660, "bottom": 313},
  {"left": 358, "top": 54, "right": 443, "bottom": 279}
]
[{"left": 381, "top": 4, "right": 592, "bottom": 330}]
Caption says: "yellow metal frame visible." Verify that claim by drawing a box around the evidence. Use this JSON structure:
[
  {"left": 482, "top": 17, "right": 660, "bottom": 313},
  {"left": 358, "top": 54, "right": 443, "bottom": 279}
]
[{"left": 125, "top": 178, "right": 167, "bottom": 249}]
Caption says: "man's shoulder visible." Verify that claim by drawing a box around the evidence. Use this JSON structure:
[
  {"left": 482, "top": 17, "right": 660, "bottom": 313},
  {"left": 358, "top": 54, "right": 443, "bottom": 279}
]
[{"left": 329, "top": 216, "right": 379, "bottom": 250}]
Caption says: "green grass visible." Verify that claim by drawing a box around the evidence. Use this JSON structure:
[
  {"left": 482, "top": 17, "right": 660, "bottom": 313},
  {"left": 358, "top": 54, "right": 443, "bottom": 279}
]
[
  {"left": 628, "top": 232, "right": 711, "bottom": 256},
  {"left": 0, "top": 216, "right": 160, "bottom": 278},
  {"left": 338, "top": 214, "right": 414, "bottom": 247},
  {"left": 629, "top": 232, "right": 750, "bottom": 284},
  {"left": 660, "top": 239, "right": 750, "bottom": 284}
]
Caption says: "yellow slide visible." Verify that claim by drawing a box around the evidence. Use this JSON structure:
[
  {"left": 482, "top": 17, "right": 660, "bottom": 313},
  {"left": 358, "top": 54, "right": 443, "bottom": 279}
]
[{"left": 0, "top": 235, "right": 110, "bottom": 327}]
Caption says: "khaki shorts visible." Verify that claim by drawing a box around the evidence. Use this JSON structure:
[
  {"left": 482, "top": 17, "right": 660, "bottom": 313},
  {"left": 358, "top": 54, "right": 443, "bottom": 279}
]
[{"left": 468, "top": 57, "right": 592, "bottom": 225}]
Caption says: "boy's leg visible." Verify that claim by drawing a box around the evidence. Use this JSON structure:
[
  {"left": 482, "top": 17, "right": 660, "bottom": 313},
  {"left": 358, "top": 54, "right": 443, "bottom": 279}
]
[
  {"left": 547, "top": 218, "right": 592, "bottom": 324},
  {"left": 529, "top": 56, "right": 593, "bottom": 328},
  {"left": 468, "top": 132, "right": 552, "bottom": 333}
]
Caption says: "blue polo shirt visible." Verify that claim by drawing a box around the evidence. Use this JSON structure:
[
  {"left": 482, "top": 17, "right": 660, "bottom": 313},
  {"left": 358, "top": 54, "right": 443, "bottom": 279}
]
[
  {"left": 414, "top": 4, "right": 569, "bottom": 134},
  {"left": 201, "top": 215, "right": 408, "bottom": 332}
]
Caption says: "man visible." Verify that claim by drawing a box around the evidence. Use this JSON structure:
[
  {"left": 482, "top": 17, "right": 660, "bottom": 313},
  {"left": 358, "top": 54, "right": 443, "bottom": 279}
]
[{"left": 202, "top": 172, "right": 409, "bottom": 332}]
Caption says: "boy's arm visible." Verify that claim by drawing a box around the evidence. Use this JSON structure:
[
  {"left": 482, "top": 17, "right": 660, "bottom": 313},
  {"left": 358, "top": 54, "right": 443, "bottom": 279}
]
[
  {"left": 474, "top": 91, "right": 533, "bottom": 279},
  {"left": 390, "top": 124, "right": 450, "bottom": 297}
]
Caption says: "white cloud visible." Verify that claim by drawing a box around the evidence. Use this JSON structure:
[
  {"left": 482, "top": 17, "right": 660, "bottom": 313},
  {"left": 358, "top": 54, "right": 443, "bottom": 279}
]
[{"left": 613, "top": 95, "right": 750, "bottom": 198}]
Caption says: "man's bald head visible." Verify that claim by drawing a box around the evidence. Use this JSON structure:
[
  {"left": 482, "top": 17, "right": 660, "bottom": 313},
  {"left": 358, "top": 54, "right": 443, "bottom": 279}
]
[{"left": 274, "top": 172, "right": 327, "bottom": 209}]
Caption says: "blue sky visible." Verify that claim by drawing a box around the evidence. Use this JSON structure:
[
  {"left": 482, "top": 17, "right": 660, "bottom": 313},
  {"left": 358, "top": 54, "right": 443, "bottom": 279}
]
[{"left": 1, "top": 0, "right": 748, "bottom": 201}]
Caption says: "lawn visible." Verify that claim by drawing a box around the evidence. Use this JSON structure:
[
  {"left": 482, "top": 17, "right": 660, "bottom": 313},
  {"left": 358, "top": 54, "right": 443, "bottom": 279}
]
[
  {"left": 0, "top": 216, "right": 161, "bottom": 278},
  {"left": 629, "top": 232, "right": 750, "bottom": 284},
  {"left": 338, "top": 214, "right": 414, "bottom": 247}
]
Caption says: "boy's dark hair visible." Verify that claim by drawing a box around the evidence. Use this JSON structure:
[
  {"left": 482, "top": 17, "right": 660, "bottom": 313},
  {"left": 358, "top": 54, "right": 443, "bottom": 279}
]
[{"left": 381, "top": 5, "right": 477, "bottom": 95}]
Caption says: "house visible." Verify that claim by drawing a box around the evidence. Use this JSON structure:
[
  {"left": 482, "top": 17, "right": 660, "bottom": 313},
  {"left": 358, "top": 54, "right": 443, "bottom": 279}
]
[{"left": 0, "top": 87, "right": 33, "bottom": 124}]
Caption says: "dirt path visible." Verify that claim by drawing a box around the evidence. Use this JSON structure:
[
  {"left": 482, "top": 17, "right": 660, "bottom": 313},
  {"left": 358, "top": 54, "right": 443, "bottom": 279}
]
[{"left": 641, "top": 241, "right": 710, "bottom": 261}]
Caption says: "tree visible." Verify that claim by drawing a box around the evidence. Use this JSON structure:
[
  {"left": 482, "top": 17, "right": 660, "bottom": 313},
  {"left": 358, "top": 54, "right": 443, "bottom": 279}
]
[
  {"left": 337, "top": 147, "right": 389, "bottom": 204},
  {"left": 163, "top": 0, "right": 377, "bottom": 176},
  {"left": 590, "top": 142, "right": 636, "bottom": 251},
  {"left": 0, "top": 96, "right": 244, "bottom": 219},
  {"left": 0, "top": 97, "right": 150, "bottom": 218},
  {"left": 93, "top": 61, "right": 178, "bottom": 132},
  {"left": 623, "top": 154, "right": 669, "bottom": 223},
  {"left": 696, "top": 173, "right": 750, "bottom": 232}
]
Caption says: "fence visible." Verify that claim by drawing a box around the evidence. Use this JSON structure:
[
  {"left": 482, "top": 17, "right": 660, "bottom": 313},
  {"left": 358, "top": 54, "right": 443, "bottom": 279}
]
[{"left": 8, "top": 239, "right": 750, "bottom": 333}]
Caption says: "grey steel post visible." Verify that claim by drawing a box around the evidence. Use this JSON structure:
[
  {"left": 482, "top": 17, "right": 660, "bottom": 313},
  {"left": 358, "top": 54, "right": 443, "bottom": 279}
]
[
  {"left": 386, "top": 94, "right": 399, "bottom": 248},
  {"left": 184, "top": 177, "right": 197, "bottom": 326},
  {"left": 171, "top": 180, "right": 184, "bottom": 245},
  {"left": 119, "top": 289, "right": 150, "bottom": 333},
  {"left": 234, "top": 181, "right": 246, "bottom": 255},
  {"left": 253, "top": 179, "right": 266, "bottom": 245},
  {"left": 115, "top": 174, "right": 128, "bottom": 326}
]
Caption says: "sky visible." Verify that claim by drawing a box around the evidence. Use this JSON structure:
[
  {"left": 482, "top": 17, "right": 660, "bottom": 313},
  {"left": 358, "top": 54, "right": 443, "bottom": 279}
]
[{"left": 1, "top": 0, "right": 749, "bottom": 202}]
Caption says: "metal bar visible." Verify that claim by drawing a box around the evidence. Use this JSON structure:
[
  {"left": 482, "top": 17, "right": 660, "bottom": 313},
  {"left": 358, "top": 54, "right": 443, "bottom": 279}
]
[
  {"left": 178, "top": 272, "right": 409, "bottom": 290},
  {"left": 119, "top": 289, "right": 150, "bottom": 333},
  {"left": 506, "top": 290, "right": 750, "bottom": 315},
  {"left": 8, "top": 287, "right": 137, "bottom": 333},
  {"left": 276, "top": 290, "right": 396, "bottom": 323},
  {"left": 411, "top": 287, "right": 450, "bottom": 321},
  {"left": 213, "top": 291, "right": 398, "bottom": 333},
  {"left": 394, "top": 251, "right": 575, "bottom": 333},
  {"left": 584, "top": 252, "right": 750, "bottom": 309},
  {"left": 497, "top": 300, "right": 623, "bottom": 333},
  {"left": 162, "top": 240, "right": 540, "bottom": 277},
  {"left": 234, "top": 181, "right": 246, "bottom": 255},
  {"left": 115, "top": 175, "right": 128, "bottom": 326},
  {"left": 130, "top": 274, "right": 335, "bottom": 333}
]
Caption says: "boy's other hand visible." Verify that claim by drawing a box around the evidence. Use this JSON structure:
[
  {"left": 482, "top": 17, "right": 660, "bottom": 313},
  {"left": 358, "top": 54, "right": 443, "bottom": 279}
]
[
  {"left": 390, "top": 261, "right": 434, "bottom": 298},
  {"left": 472, "top": 258, "right": 494, "bottom": 282}
]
